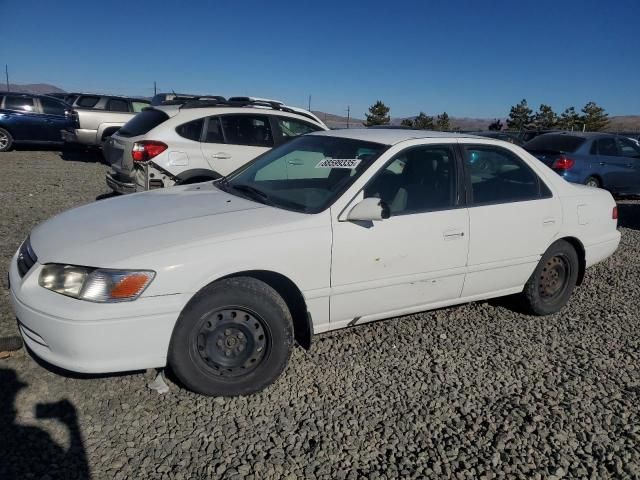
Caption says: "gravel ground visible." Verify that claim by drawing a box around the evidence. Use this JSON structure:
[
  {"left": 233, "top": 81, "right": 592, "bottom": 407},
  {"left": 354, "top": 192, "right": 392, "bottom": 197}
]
[{"left": 0, "top": 149, "right": 639, "bottom": 480}]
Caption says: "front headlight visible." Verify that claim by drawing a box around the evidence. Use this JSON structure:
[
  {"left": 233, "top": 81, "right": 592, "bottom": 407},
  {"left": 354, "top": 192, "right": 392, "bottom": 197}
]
[{"left": 39, "top": 264, "right": 155, "bottom": 302}]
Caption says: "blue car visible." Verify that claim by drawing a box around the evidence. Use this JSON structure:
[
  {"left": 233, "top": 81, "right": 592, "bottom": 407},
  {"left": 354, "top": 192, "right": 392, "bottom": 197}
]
[
  {"left": 0, "top": 92, "right": 76, "bottom": 152},
  {"left": 525, "top": 132, "right": 640, "bottom": 196}
]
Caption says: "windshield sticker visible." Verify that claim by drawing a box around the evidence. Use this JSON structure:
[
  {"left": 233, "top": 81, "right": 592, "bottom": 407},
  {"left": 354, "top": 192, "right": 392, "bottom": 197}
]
[{"left": 316, "top": 158, "right": 361, "bottom": 169}]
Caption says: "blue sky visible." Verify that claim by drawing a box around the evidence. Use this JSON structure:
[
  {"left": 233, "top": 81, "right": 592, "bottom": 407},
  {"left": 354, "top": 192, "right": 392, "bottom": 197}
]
[{"left": 1, "top": 0, "right": 639, "bottom": 118}]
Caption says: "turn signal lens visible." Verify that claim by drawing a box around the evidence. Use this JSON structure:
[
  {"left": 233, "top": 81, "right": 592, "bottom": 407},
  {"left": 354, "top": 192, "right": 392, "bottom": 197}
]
[
  {"left": 110, "top": 273, "right": 153, "bottom": 299},
  {"left": 612, "top": 206, "right": 618, "bottom": 220}
]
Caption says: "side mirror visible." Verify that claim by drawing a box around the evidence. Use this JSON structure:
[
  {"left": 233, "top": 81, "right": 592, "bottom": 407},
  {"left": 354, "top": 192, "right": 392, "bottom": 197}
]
[{"left": 347, "top": 197, "right": 390, "bottom": 222}]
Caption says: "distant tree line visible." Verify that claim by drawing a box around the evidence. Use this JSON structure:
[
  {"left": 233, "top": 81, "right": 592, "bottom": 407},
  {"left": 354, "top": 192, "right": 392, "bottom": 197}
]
[{"left": 363, "top": 99, "right": 611, "bottom": 132}]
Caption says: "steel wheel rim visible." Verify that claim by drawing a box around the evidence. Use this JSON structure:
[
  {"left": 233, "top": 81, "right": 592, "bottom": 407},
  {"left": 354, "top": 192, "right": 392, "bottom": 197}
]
[
  {"left": 194, "top": 308, "right": 268, "bottom": 377},
  {"left": 0, "top": 132, "right": 8, "bottom": 149},
  {"left": 539, "top": 254, "right": 571, "bottom": 302},
  {"left": 586, "top": 179, "right": 598, "bottom": 188}
]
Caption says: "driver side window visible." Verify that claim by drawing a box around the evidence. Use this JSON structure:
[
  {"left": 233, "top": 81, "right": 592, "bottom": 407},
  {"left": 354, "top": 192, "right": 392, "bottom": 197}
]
[{"left": 364, "top": 145, "right": 456, "bottom": 215}]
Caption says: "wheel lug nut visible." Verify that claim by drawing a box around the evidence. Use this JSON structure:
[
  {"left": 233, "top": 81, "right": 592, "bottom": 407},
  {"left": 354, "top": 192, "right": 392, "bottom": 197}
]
[
  {"left": 225, "top": 329, "right": 231, "bottom": 336},
  {"left": 217, "top": 339, "right": 223, "bottom": 347}
]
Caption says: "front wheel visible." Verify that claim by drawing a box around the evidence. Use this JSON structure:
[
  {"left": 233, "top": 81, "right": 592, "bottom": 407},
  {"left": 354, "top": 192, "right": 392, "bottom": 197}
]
[
  {"left": 521, "top": 240, "right": 579, "bottom": 316},
  {"left": 0, "top": 128, "right": 14, "bottom": 152},
  {"left": 168, "top": 277, "right": 294, "bottom": 396}
]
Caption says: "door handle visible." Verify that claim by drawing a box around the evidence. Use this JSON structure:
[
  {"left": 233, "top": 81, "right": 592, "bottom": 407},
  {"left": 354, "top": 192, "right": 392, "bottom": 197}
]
[
  {"left": 626, "top": 163, "right": 633, "bottom": 168},
  {"left": 598, "top": 162, "right": 605, "bottom": 166},
  {"left": 543, "top": 217, "right": 556, "bottom": 226},
  {"left": 443, "top": 229, "right": 465, "bottom": 240},
  {"left": 211, "top": 152, "right": 231, "bottom": 160}
]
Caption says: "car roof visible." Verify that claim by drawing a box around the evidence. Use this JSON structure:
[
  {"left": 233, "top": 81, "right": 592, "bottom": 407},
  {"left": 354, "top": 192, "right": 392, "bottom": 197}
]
[
  {"left": 533, "top": 131, "right": 613, "bottom": 139},
  {"left": 310, "top": 128, "right": 482, "bottom": 145}
]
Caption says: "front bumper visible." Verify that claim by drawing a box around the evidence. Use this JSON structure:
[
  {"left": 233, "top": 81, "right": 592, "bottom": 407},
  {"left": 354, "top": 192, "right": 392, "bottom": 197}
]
[
  {"left": 61, "top": 129, "right": 77, "bottom": 143},
  {"left": 106, "top": 171, "right": 136, "bottom": 194},
  {"left": 9, "top": 254, "right": 189, "bottom": 374}
]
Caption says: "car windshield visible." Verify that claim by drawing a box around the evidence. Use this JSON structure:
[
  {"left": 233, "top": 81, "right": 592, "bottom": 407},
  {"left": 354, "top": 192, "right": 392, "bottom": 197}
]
[
  {"left": 525, "top": 134, "right": 586, "bottom": 153},
  {"left": 223, "top": 135, "right": 388, "bottom": 213}
]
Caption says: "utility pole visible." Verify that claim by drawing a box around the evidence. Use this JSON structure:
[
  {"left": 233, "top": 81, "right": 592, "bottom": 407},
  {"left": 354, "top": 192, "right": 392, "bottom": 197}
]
[
  {"left": 5, "top": 65, "right": 9, "bottom": 92},
  {"left": 346, "top": 105, "right": 350, "bottom": 129},
  {"left": 153, "top": 81, "right": 157, "bottom": 96},
  {"left": 308, "top": 94, "right": 311, "bottom": 112}
]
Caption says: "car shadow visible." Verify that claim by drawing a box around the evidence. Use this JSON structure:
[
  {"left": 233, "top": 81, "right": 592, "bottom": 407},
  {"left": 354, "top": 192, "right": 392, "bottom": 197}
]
[
  {"left": 0, "top": 368, "right": 91, "bottom": 479},
  {"left": 58, "top": 146, "right": 105, "bottom": 164},
  {"left": 95, "top": 191, "right": 121, "bottom": 201},
  {"left": 617, "top": 202, "right": 640, "bottom": 231}
]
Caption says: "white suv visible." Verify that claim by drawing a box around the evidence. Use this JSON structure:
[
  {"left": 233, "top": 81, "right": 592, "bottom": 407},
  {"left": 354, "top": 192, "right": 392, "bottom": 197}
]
[{"left": 104, "top": 97, "right": 327, "bottom": 193}]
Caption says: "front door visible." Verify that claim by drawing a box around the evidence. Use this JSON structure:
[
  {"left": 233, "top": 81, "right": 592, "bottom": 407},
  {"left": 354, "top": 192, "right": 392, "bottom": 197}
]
[
  {"left": 330, "top": 144, "right": 469, "bottom": 327},
  {"left": 458, "top": 142, "right": 561, "bottom": 297}
]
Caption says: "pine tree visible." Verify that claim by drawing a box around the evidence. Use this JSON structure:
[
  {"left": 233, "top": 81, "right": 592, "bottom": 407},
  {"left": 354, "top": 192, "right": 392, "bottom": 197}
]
[
  {"left": 488, "top": 119, "right": 503, "bottom": 131},
  {"left": 581, "top": 101, "right": 609, "bottom": 131},
  {"left": 411, "top": 112, "right": 435, "bottom": 130},
  {"left": 364, "top": 101, "right": 391, "bottom": 126},
  {"left": 533, "top": 104, "right": 558, "bottom": 129},
  {"left": 506, "top": 99, "right": 533, "bottom": 131},
  {"left": 400, "top": 118, "right": 414, "bottom": 127},
  {"left": 558, "top": 107, "right": 581, "bottom": 131},
  {"left": 435, "top": 112, "right": 451, "bottom": 131}
]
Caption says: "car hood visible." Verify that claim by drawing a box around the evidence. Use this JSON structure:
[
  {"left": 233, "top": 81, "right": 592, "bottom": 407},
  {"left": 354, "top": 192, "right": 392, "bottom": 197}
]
[{"left": 30, "top": 183, "right": 306, "bottom": 266}]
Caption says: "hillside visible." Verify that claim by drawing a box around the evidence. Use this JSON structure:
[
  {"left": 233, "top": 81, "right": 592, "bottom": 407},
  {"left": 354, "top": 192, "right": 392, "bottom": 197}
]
[{"left": 3, "top": 83, "right": 65, "bottom": 94}]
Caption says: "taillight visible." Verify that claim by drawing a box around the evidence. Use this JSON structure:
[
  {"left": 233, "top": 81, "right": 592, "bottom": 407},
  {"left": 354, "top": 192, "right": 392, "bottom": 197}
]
[
  {"left": 551, "top": 156, "right": 575, "bottom": 170},
  {"left": 612, "top": 206, "right": 618, "bottom": 220},
  {"left": 132, "top": 141, "right": 167, "bottom": 162}
]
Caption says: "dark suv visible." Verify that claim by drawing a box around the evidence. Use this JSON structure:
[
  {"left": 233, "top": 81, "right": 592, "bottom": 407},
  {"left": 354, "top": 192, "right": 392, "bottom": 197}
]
[{"left": 0, "top": 93, "right": 75, "bottom": 152}]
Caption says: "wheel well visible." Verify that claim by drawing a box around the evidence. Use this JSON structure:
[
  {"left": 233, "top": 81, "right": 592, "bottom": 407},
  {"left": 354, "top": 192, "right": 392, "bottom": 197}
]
[
  {"left": 220, "top": 270, "right": 312, "bottom": 349},
  {"left": 586, "top": 174, "right": 603, "bottom": 187},
  {"left": 101, "top": 127, "right": 120, "bottom": 140},
  {"left": 560, "top": 236, "right": 586, "bottom": 285}
]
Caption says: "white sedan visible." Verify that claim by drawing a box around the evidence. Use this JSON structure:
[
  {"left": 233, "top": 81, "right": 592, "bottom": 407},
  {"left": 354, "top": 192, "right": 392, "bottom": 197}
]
[{"left": 9, "top": 129, "right": 620, "bottom": 396}]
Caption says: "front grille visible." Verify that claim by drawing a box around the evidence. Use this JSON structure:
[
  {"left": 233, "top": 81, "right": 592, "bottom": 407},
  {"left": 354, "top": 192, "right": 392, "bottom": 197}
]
[{"left": 17, "top": 237, "right": 37, "bottom": 277}]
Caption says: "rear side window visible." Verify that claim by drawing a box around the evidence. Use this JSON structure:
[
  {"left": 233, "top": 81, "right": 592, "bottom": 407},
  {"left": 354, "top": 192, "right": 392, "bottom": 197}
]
[
  {"left": 276, "top": 117, "right": 322, "bottom": 139},
  {"left": 596, "top": 138, "right": 618, "bottom": 156},
  {"left": 4, "top": 95, "right": 35, "bottom": 112},
  {"left": 65, "top": 94, "right": 79, "bottom": 105},
  {"left": 40, "top": 97, "right": 67, "bottom": 116},
  {"left": 221, "top": 115, "right": 273, "bottom": 147},
  {"left": 118, "top": 109, "right": 169, "bottom": 137},
  {"left": 76, "top": 96, "right": 100, "bottom": 108},
  {"left": 464, "top": 146, "right": 543, "bottom": 205},
  {"left": 618, "top": 138, "right": 640, "bottom": 158},
  {"left": 176, "top": 119, "right": 204, "bottom": 141},
  {"left": 204, "top": 117, "right": 224, "bottom": 143},
  {"left": 107, "top": 98, "right": 130, "bottom": 112},
  {"left": 131, "top": 101, "right": 150, "bottom": 113},
  {"left": 525, "top": 134, "right": 585, "bottom": 153}
]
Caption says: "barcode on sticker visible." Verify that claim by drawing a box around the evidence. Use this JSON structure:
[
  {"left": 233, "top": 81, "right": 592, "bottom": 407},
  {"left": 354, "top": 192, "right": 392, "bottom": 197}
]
[{"left": 316, "top": 158, "right": 361, "bottom": 169}]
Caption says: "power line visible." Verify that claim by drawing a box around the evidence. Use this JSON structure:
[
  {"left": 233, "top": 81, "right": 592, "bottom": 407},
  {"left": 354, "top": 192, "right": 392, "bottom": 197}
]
[{"left": 5, "top": 65, "right": 9, "bottom": 92}]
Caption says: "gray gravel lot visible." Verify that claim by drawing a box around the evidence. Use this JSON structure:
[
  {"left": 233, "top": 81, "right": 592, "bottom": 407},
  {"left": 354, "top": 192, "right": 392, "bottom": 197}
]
[{"left": 1, "top": 149, "right": 639, "bottom": 479}]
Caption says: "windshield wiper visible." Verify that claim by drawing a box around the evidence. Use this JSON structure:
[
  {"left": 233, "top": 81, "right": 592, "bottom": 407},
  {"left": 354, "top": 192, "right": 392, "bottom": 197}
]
[
  {"left": 214, "top": 176, "right": 230, "bottom": 191},
  {"left": 230, "top": 184, "right": 273, "bottom": 205}
]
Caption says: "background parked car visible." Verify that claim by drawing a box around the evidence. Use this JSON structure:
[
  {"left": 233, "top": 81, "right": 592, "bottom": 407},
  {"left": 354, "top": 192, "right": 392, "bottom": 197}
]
[
  {"left": 104, "top": 98, "right": 328, "bottom": 193},
  {"left": 151, "top": 93, "right": 225, "bottom": 106},
  {"left": 0, "top": 92, "right": 75, "bottom": 152},
  {"left": 469, "top": 131, "right": 525, "bottom": 146},
  {"left": 62, "top": 94, "right": 151, "bottom": 148},
  {"left": 525, "top": 132, "right": 640, "bottom": 195}
]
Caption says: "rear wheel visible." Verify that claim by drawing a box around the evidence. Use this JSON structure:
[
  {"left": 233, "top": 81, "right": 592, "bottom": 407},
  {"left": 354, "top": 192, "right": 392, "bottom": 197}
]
[
  {"left": 585, "top": 176, "right": 600, "bottom": 188},
  {"left": 0, "top": 128, "right": 14, "bottom": 152},
  {"left": 521, "top": 240, "right": 579, "bottom": 315},
  {"left": 168, "top": 277, "right": 294, "bottom": 396}
]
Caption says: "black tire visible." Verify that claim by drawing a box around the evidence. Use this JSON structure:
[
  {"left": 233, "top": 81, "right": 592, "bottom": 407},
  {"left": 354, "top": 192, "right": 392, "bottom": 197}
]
[
  {"left": 0, "top": 128, "right": 14, "bottom": 152},
  {"left": 521, "top": 240, "right": 579, "bottom": 316},
  {"left": 585, "top": 176, "right": 600, "bottom": 188},
  {"left": 168, "top": 277, "right": 294, "bottom": 396}
]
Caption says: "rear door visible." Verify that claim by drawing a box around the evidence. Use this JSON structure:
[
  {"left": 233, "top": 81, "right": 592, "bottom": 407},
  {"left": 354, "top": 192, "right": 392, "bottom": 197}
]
[
  {"left": 615, "top": 137, "right": 640, "bottom": 193},
  {"left": 459, "top": 141, "right": 561, "bottom": 297},
  {"left": 593, "top": 137, "right": 633, "bottom": 190},
  {"left": 200, "top": 114, "right": 273, "bottom": 175},
  {"left": 37, "top": 97, "right": 72, "bottom": 142}
]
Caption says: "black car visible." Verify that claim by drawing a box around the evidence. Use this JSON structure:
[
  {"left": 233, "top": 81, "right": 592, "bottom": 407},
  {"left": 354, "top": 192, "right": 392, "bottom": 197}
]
[
  {"left": 468, "top": 131, "right": 525, "bottom": 146},
  {"left": 0, "top": 92, "right": 75, "bottom": 152}
]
